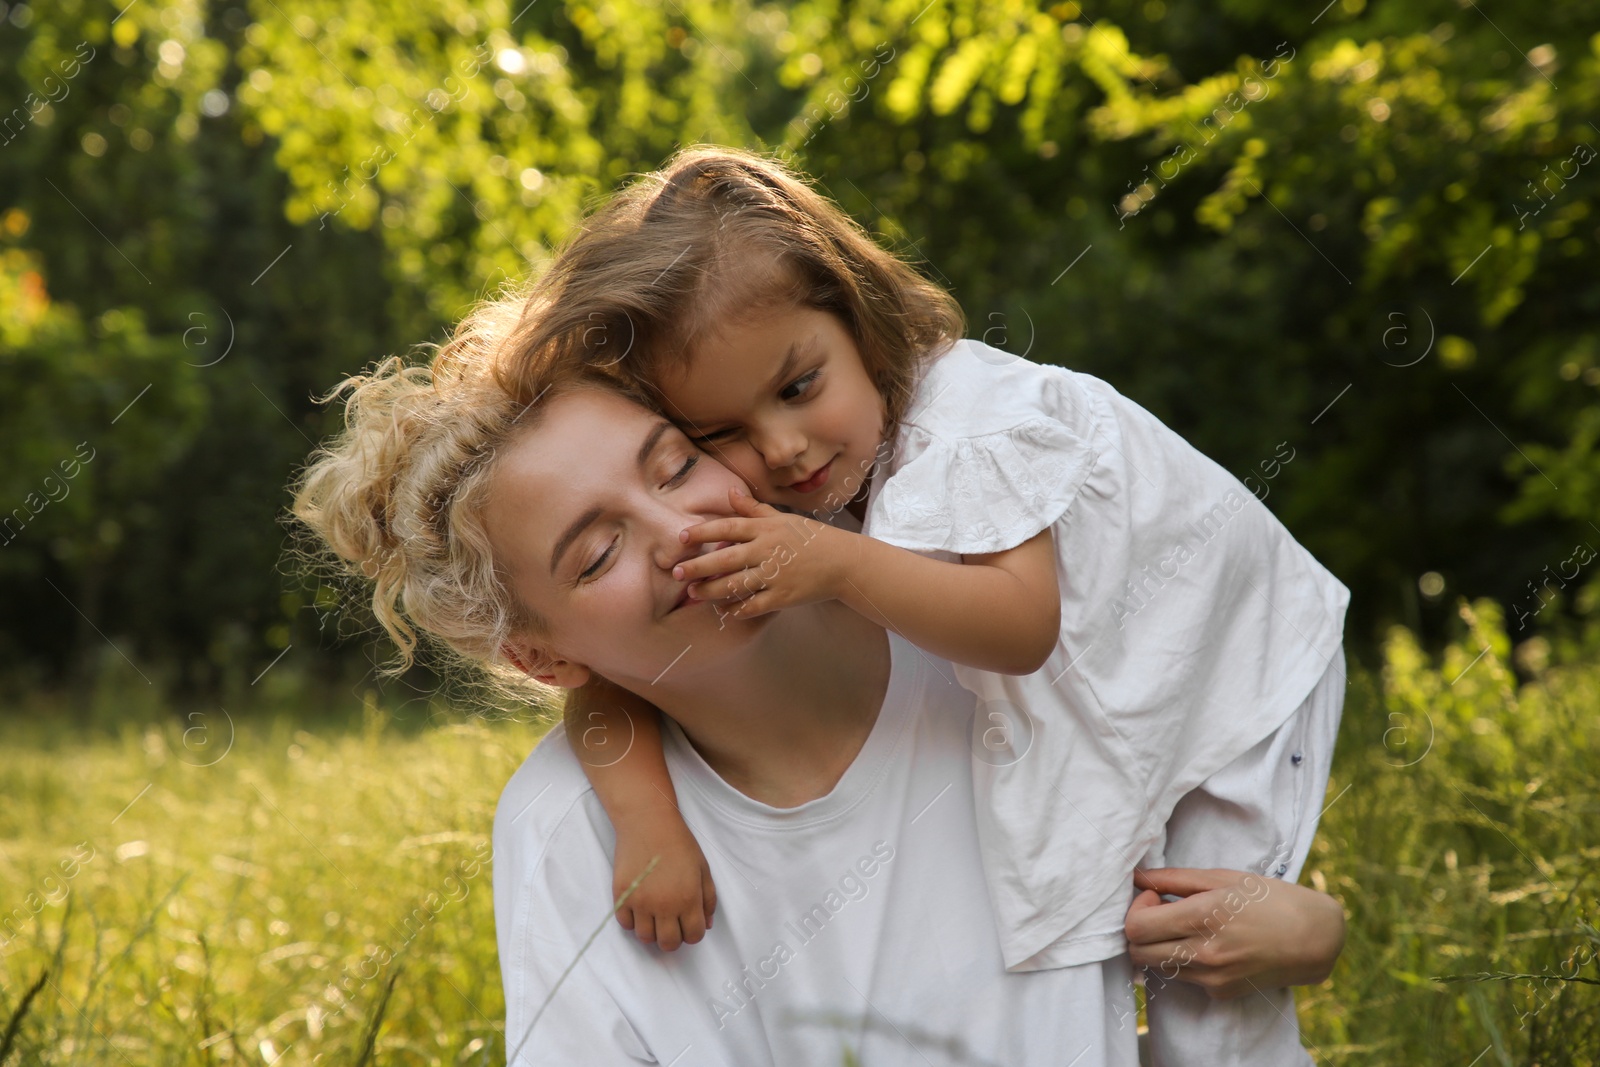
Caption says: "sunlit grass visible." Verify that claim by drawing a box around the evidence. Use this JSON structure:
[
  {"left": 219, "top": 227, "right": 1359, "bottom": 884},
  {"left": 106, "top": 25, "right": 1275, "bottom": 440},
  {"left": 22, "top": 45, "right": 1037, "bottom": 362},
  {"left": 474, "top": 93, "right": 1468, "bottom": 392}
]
[
  {"left": 1, "top": 597, "right": 1596, "bottom": 1064},
  {"left": 0, "top": 686, "right": 545, "bottom": 1066},
  {"left": 1297, "top": 599, "right": 1600, "bottom": 1064}
]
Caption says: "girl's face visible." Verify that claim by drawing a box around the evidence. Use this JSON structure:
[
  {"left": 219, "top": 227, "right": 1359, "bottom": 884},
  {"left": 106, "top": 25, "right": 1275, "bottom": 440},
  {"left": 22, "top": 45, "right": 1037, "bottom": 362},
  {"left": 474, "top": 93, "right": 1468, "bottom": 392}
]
[
  {"left": 483, "top": 387, "right": 760, "bottom": 691},
  {"left": 656, "top": 304, "right": 887, "bottom": 519}
]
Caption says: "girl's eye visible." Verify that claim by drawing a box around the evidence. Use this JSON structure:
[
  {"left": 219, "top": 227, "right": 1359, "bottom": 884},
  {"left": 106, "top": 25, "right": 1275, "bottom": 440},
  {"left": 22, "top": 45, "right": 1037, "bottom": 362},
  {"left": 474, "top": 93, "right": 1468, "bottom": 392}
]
[
  {"left": 578, "top": 538, "right": 616, "bottom": 583},
  {"left": 779, "top": 369, "right": 821, "bottom": 402},
  {"left": 692, "top": 427, "right": 737, "bottom": 445},
  {"left": 665, "top": 454, "right": 699, "bottom": 487}
]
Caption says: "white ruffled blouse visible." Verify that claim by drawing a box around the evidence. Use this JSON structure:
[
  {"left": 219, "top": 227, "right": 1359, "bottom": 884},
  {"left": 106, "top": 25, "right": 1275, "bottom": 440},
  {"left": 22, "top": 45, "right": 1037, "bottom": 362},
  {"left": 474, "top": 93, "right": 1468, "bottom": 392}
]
[{"left": 858, "top": 338, "right": 1351, "bottom": 971}]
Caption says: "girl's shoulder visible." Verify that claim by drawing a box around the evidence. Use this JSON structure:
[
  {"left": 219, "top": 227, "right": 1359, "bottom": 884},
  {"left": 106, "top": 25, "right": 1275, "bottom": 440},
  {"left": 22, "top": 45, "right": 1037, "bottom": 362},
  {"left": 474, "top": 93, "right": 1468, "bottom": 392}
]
[
  {"left": 864, "top": 340, "right": 1104, "bottom": 555},
  {"left": 904, "top": 338, "right": 1103, "bottom": 443}
]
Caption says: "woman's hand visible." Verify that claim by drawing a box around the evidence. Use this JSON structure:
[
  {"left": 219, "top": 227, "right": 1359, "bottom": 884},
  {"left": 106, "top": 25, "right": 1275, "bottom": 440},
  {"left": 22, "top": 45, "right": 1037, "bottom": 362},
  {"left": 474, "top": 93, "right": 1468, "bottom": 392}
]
[
  {"left": 613, "top": 809, "right": 718, "bottom": 952},
  {"left": 675, "top": 488, "right": 850, "bottom": 620},
  {"left": 1124, "top": 867, "right": 1346, "bottom": 1000}
]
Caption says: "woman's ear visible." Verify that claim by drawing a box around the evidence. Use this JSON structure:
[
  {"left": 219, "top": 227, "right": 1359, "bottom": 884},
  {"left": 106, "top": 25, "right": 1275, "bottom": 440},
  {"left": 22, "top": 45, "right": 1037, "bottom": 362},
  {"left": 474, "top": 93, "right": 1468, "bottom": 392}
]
[{"left": 501, "top": 639, "right": 592, "bottom": 689}]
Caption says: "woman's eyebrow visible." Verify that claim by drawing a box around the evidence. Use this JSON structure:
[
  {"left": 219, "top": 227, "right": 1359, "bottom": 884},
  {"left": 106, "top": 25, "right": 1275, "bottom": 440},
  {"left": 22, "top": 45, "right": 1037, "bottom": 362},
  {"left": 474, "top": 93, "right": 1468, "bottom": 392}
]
[
  {"left": 549, "top": 420, "right": 674, "bottom": 576},
  {"left": 636, "top": 420, "right": 673, "bottom": 468}
]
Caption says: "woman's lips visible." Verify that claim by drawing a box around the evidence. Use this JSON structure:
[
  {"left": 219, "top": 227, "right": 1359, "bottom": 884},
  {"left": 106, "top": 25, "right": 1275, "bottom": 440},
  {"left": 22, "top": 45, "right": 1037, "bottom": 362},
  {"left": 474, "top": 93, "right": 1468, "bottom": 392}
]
[{"left": 788, "top": 459, "right": 832, "bottom": 494}]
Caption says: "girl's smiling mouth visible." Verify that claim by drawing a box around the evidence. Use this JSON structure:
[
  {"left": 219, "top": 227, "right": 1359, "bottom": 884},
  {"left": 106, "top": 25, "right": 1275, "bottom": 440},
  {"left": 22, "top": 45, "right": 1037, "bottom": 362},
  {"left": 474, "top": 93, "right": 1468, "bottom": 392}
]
[{"left": 788, "top": 459, "right": 833, "bottom": 494}]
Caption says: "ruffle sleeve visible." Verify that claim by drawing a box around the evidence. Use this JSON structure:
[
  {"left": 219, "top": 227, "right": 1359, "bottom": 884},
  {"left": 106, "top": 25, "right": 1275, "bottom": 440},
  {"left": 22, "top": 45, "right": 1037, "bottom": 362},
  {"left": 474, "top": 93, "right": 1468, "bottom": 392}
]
[{"left": 866, "top": 415, "right": 1098, "bottom": 555}]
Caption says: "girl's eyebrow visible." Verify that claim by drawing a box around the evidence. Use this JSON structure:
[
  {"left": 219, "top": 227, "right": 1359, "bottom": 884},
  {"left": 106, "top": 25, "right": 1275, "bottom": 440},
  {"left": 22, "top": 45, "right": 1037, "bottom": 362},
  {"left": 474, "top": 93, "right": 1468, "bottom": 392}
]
[{"left": 765, "top": 333, "right": 817, "bottom": 392}]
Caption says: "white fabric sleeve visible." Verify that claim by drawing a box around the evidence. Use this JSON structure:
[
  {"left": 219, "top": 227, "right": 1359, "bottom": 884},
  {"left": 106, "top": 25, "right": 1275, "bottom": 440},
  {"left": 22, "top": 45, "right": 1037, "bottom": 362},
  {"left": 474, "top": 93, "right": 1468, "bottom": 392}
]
[
  {"left": 869, "top": 416, "right": 1098, "bottom": 555},
  {"left": 504, "top": 925, "right": 655, "bottom": 1065},
  {"left": 497, "top": 781, "right": 657, "bottom": 1066}
]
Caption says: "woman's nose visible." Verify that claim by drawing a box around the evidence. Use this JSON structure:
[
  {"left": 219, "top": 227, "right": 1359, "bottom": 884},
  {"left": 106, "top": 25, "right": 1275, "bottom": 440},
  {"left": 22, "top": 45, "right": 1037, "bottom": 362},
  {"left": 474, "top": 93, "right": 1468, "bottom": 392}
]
[{"left": 648, "top": 497, "right": 712, "bottom": 572}]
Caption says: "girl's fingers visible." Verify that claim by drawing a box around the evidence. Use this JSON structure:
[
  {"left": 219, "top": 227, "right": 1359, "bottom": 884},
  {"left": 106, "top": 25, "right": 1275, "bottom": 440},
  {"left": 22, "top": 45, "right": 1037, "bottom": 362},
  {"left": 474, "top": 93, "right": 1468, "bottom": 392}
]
[
  {"left": 633, "top": 913, "right": 657, "bottom": 945},
  {"left": 680, "top": 518, "right": 753, "bottom": 546},
  {"left": 656, "top": 916, "right": 684, "bottom": 953},
  {"left": 728, "top": 487, "right": 780, "bottom": 517},
  {"left": 691, "top": 570, "right": 765, "bottom": 603},
  {"left": 617, "top": 905, "right": 635, "bottom": 931},
  {"left": 673, "top": 544, "right": 753, "bottom": 582},
  {"left": 680, "top": 906, "right": 707, "bottom": 946},
  {"left": 728, "top": 591, "right": 779, "bottom": 619}
]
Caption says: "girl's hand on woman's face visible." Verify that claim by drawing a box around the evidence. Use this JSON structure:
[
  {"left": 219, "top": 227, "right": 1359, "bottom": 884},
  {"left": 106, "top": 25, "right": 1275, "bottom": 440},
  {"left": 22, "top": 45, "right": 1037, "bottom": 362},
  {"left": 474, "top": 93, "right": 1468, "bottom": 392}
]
[
  {"left": 673, "top": 488, "right": 852, "bottom": 620},
  {"left": 1124, "top": 867, "right": 1347, "bottom": 999}
]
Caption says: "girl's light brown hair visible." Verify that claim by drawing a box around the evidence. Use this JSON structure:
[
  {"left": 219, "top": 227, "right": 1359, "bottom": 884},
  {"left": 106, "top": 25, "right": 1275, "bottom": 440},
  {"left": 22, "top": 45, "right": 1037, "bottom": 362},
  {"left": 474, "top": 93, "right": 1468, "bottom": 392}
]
[{"left": 493, "top": 145, "right": 965, "bottom": 432}]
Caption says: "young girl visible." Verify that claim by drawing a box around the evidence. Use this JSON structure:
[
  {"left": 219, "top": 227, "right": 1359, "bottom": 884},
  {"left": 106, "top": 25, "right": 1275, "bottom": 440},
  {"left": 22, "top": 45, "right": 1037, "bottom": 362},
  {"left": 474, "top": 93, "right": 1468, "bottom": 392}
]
[{"left": 503, "top": 146, "right": 1349, "bottom": 1035}]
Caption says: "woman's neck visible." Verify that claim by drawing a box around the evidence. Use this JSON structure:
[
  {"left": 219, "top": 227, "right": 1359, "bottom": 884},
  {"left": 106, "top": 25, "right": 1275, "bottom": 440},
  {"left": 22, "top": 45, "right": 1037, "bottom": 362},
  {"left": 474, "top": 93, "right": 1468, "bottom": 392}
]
[{"left": 648, "top": 602, "right": 891, "bottom": 807}]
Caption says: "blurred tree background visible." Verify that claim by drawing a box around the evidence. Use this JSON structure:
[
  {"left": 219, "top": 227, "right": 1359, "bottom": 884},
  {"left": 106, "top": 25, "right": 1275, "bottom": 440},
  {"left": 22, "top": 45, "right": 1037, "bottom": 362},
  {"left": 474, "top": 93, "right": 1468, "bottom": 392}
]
[
  {"left": 1, "top": 0, "right": 1596, "bottom": 696},
  {"left": 3, "top": 2, "right": 1599, "bottom": 1064}
]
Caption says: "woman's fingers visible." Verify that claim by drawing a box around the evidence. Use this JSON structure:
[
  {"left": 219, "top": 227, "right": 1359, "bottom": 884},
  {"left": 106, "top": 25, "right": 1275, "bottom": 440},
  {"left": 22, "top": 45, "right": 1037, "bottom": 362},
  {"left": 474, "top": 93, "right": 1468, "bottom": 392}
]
[
  {"left": 1133, "top": 866, "right": 1239, "bottom": 898},
  {"left": 633, "top": 913, "right": 657, "bottom": 945},
  {"left": 616, "top": 904, "right": 635, "bottom": 932},
  {"left": 1124, "top": 885, "right": 1228, "bottom": 945},
  {"left": 1124, "top": 891, "right": 1192, "bottom": 944},
  {"left": 1126, "top": 932, "right": 1190, "bottom": 972},
  {"left": 1125, "top": 887, "right": 1163, "bottom": 922}
]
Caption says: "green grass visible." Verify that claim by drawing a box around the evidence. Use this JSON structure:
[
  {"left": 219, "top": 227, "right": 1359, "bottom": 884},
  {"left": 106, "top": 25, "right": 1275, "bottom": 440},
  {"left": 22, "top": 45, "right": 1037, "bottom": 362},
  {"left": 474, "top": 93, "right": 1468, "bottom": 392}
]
[
  {"left": 0, "top": 686, "right": 542, "bottom": 1066},
  {"left": 1, "top": 597, "right": 1596, "bottom": 1065},
  {"left": 1298, "top": 599, "right": 1600, "bottom": 1063}
]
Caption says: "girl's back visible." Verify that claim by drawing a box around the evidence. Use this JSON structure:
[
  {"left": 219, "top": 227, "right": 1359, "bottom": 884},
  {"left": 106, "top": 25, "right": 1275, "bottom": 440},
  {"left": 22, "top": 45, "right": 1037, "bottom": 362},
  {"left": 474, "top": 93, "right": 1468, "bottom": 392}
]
[{"left": 859, "top": 336, "right": 1350, "bottom": 970}]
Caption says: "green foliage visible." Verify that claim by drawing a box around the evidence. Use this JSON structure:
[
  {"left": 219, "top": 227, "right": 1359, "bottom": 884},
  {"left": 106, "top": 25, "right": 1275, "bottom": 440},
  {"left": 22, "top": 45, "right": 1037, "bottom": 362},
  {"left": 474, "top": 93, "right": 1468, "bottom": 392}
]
[{"left": 1, "top": 0, "right": 1597, "bottom": 695}]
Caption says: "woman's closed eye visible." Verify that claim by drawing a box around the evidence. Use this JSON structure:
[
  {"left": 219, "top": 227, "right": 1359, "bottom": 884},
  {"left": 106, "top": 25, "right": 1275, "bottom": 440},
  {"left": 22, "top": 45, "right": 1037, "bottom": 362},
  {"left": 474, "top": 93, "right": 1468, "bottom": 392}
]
[
  {"left": 576, "top": 455, "right": 699, "bottom": 584},
  {"left": 577, "top": 538, "right": 616, "bottom": 583},
  {"left": 664, "top": 454, "right": 699, "bottom": 487}
]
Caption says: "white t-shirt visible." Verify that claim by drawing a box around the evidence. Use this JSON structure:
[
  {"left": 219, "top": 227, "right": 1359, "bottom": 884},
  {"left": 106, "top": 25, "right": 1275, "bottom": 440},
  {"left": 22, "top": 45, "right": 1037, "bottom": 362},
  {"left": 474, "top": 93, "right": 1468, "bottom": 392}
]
[
  {"left": 860, "top": 339, "right": 1351, "bottom": 971},
  {"left": 493, "top": 633, "right": 1141, "bottom": 1067}
]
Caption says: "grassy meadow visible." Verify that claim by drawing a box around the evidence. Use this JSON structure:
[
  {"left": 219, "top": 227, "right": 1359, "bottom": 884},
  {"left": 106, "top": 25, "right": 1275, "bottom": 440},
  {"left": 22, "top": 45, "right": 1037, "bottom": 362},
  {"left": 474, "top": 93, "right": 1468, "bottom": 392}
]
[{"left": 0, "top": 597, "right": 1596, "bottom": 1065}]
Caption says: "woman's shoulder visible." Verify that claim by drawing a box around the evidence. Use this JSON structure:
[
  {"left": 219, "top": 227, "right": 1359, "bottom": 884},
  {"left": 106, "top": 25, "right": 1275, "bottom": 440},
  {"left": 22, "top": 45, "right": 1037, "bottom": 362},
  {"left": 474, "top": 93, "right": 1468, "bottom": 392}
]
[
  {"left": 492, "top": 723, "right": 613, "bottom": 887},
  {"left": 904, "top": 338, "right": 1100, "bottom": 442}
]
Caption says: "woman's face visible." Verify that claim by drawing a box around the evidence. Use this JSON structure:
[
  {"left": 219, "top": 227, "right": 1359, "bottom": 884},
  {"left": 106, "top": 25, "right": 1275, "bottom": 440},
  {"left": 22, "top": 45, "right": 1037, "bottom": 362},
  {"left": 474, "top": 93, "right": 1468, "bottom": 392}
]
[{"left": 483, "top": 387, "right": 757, "bottom": 690}]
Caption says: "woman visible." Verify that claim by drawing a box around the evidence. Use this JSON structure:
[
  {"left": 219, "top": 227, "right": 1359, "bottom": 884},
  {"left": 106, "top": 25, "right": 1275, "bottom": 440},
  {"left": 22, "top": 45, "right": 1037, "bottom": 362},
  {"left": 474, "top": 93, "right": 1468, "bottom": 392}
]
[{"left": 293, "top": 343, "right": 1345, "bottom": 1065}]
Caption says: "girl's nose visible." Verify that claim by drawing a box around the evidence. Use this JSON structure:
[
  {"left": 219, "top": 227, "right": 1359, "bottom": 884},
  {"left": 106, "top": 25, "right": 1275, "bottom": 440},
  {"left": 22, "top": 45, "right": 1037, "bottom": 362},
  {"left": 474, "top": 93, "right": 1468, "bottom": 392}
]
[{"left": 754, "top": 425, "right": 806, "bottom": 470}]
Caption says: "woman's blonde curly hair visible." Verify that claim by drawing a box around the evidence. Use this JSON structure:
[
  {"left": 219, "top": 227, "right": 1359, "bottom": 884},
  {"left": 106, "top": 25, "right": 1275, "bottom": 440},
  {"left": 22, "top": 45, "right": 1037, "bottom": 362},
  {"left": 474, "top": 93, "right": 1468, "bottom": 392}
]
[{"left": 291, "top": 294, "right": 643, "bottom": 699}]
